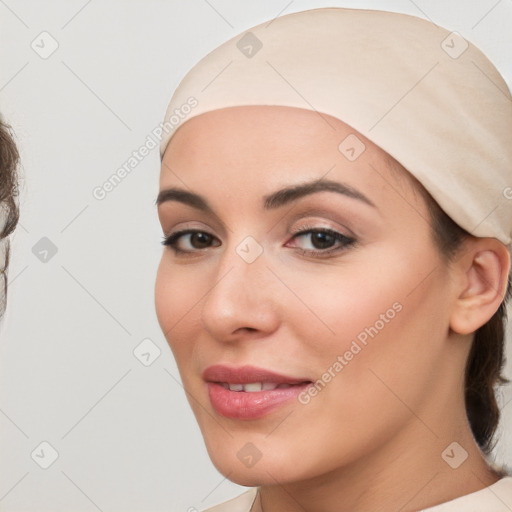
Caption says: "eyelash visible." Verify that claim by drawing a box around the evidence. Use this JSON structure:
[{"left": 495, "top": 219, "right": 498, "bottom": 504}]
[{"left": 161, "top": 225, "right": 356, "bottom": 258}]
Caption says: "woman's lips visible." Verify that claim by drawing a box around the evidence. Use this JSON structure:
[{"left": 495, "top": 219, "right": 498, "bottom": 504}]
[
  {"left": 202, "top": 364, "right": 311, "bottom": 385},
  {"left": 206, "top": 381, "right": 312, "bottom": 419},
  {"left": 202, "top": 364, "right": 313, "bottom": 419}
]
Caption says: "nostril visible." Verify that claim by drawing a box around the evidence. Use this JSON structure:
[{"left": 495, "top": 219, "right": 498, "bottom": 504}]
[{"left": 236, "top": 326, "right": 258, "bottom": 333}]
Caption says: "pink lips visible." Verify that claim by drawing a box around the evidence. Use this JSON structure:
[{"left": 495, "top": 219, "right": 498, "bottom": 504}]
[{"left": 203, "top": 364, "right": 312, "bottom": 420}]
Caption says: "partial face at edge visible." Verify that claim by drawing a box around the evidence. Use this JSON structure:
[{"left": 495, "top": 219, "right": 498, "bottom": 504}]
[{"left": 154, "top": 105, "right": 458, "bottom": 485}]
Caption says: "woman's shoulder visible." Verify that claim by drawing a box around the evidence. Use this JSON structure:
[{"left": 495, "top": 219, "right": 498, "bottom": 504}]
[{"left": 202, "top": 487, "right": 258, "bottom": 512}]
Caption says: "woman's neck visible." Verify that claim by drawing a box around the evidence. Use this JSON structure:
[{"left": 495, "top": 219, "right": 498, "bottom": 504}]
[{"left": 252, "top": 416, "right": 500, "bottom": 512}]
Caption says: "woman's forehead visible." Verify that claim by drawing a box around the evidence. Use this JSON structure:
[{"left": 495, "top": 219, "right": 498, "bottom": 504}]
[
  {"left": 164, "top": 106, "right": 379, "bottom": 162},
  {"left": 159, "top": 106, "right": 421, "bottom": 215}
]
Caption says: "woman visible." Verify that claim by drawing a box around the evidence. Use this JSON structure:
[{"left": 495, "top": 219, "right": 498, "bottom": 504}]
[
  {"left": 0, "top": 116, "right": 20, "bottom": 319},
  {"left": 154, "top": 7, "right": 512, "bottom": 511}
]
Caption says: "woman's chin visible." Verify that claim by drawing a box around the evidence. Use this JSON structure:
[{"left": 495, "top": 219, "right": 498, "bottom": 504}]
[
  {"left": 217, "top": 469, "right": 266, "bottom": 487},
  {"left": 206, "top": 449, "right": 313, "bottom": 487}
]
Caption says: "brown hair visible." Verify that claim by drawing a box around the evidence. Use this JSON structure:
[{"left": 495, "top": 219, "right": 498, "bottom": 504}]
[
  {"left": 422, "top": 188, "right": 511, "bottom": 455},
  {"left": 387, "top": 154, "right": 511, "bottom": 455},
  {"left": 0, "top": 117, "right": 20, "bottom": 317}
]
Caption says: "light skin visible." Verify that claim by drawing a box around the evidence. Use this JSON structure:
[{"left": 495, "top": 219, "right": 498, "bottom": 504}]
[{"left": 154, "top": 105, "right": 510, "bottom": 512}]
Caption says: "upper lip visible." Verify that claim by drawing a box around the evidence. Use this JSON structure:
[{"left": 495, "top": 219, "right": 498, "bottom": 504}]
[{"left": 202, "top": 364, "right": 311, "bottom": 385}]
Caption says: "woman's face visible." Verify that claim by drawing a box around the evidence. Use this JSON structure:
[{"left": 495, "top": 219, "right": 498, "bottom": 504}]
[{"left": 155, "top": 105, "right": 457, "bottom": 485}]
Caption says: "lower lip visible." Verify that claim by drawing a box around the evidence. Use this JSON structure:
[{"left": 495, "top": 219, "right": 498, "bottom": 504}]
[{"left": 206, "top": 382, "right": 312, "bottom": 420}]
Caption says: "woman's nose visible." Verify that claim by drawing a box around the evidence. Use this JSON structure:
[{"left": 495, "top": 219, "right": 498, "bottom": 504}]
[{"left": 200, "top": 236, "right": 281, "bottom": 342}]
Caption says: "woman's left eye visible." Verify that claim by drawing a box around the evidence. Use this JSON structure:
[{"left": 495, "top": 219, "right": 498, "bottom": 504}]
[{"left": 288, "top": 227, "right": 356, "bottom": 257}]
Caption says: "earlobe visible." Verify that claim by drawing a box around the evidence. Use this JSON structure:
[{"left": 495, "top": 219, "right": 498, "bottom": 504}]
[{"left": 449, "top": 239, "right": 511, "bottom": 335}]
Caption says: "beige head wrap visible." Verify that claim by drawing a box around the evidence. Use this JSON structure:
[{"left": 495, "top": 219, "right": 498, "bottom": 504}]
[{"left": 159, "top": 7, "right": 512, "bottom": 246}]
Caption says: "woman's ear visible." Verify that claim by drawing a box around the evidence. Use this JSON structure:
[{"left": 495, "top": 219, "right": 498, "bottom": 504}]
[{"left": 450, "top": 238, "right": 511, "bottom": 335}]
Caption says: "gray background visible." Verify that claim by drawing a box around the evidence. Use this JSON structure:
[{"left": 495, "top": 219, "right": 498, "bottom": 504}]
[{"left": 1, "top": 0, "right": 511, "bottom": 510}]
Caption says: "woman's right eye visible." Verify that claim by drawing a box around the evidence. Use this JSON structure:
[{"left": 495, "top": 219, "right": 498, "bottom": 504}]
[{"left": 161, "top": 229, "right": 220, "bottom": 254}]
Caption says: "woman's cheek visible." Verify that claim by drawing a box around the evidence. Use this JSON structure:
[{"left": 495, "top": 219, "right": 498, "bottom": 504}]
[
  {"left": 295, "top": 267, "right": 394, "bottom": 341},
  {"left": 154, "top": 259, "right": 195, "bottom": 344},
  {"left": 154, "top": 262, "right": 169, "bottom": 335}
]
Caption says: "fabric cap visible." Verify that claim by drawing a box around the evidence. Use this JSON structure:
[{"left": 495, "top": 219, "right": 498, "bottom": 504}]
[{"left": 159, "top": 7, "right": 512, "bottom": 246}]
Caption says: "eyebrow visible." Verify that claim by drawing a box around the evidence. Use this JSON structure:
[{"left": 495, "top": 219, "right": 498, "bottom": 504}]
[{"left": 155, "top": 178, "right": 376, "bottom": 213}]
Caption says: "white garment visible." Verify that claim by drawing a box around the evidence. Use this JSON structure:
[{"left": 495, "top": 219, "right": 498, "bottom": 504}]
[
  {"left": 202, "top": 476, "right": 512, "bottom": 512},
  {"left": 202, "top": 488, "right": 257, "bottom": 512}
]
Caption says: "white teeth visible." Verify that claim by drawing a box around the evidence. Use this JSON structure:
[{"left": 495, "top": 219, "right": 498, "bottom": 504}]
[
  {"left": 223, "top": 382, "right": 282, "bottom": 392},
  {"left": 243, "top": 382, "right": 262, "bottom": 392}
]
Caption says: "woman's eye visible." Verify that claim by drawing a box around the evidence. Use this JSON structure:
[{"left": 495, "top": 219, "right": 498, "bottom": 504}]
[
  {"left": 288, "top": 228, "right": 356, "bottom": 256},
  {"left": 161, "top": 229, "right": 219, "bottom": 254}
]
